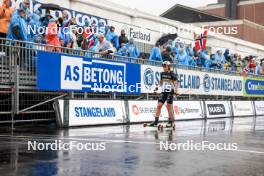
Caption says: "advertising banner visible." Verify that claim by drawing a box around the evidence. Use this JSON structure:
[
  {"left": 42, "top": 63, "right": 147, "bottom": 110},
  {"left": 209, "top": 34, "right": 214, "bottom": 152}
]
[
  {"left": 37, "top": 51, "right": 141, "bottom": 94},
  {"left": 254, "top": 101, "right": 264, "bottom": 115},
  {"left": 173, "top": 101, "right": 204, "bottom": 120},
  {"left": 68, "top": 100, "right": 126, "bottom": 126},
  {"left": 108, "top": 20, "right": 161, "bottom": 45},
  {"left": 140, "top": 65, "right": 243, "bottom": 96},
  {"left": 205, "top": 101, "right": 231, "bottom": 118},
  {"left": 231, "top": 101, "right": 254, "bottom": 117},
  {"left": 128, "top": 101, "right": 168, "bottom": 122},
  {"left": 243, "top": 77, "right": 264, "bottom": 97},
  {"left": 128, "top": 101, "right": 204, "bottom": 123}
]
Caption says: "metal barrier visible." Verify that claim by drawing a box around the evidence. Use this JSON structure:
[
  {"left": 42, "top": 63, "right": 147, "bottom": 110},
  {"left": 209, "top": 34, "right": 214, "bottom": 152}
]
[{"left": 0, "top": 37, "right": 263, "bottom": 124}]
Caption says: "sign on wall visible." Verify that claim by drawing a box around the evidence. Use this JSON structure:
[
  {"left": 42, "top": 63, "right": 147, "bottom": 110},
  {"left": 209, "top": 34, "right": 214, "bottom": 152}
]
[
  {"left": 37, "top": 51, "right": 141, "bottom": 94},
  {"left": 254, "top": 101, "right": 264, "bottom": 115},
  {"left": 231, "top": 101, "right": 254, "bottom": 117},
  {"left": 205, "top": 101, "right": 231, "bottom": 118},
  {"left": 140, "top": 65, "right": 243, "bottom": 96},
  {"left": 68, "top": 100, "right": 126, "bottom": 126},
  {"left": 128, "top": 101, "right": 203, "bottom": 123},
  {"left": 108, "top": 20, "right": 161, "bottom": 45},
  {"left": 243, "top": 77, "right": 264, "bottom": 97}
]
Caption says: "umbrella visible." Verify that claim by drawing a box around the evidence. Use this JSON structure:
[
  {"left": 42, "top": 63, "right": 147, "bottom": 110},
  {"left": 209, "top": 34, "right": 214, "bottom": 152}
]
[
  {"left": 156, "top": 33, "right": 178, "bottom": 46},
  {"left": 39, "top": 4, "right": 62, "bottom": 11}
]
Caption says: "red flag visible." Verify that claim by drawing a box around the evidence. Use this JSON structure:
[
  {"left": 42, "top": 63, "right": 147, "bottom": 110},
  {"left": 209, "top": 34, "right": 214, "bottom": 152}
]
[{"left": 195, "top": 30, "right": 207, "bottom": 51}]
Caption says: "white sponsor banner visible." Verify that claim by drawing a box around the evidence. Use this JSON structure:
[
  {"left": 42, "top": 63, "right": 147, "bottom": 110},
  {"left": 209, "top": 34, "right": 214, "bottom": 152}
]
[
  {"left": 68, "top": 100, "right": 125, "bottom": 126},
  {"left": 205, "top": 101, "right": 231, "bottom": 118},
  {"left": 255, "top": 101, "right": 264, "bottom": 115},
  {"left": 128, "top": 101, "right": 203, "bottom": 123},
  {"left": 173, "top": 101, "right": 204, "bottom": 120},
  {"left": 108, "top": 20, "right": 161, "bottom": 45},
  {"left": 232, "top": 101, "right": 254, "bottom": 116},
  {"left": 140, "top": 65, "right": 243, "bottom": 96},
  {"left": 128, "top": 101, "right": 168, "bottom": 122}
]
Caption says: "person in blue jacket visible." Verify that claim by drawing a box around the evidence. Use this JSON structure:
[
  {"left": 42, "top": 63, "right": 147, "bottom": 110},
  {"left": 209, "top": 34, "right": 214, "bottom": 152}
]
[
  {"left": 13, "top": 0, "right": 31, "bottom": 23},
  {"left": 7, "top": 8, "right": 28, "bottom": 41},
  {"left": 105, "top": 26, "right": 119, "bottom": 49},
  {"left": 28, "top": 9, "right": 41, "bottom": 42},
  {"left": 127, "top": 39, "right": 140, "bottom": 58},
  {"left": 149, "top": 42, "right": 162, "bottom": 62},
  {"left": 117, "top": 43, "right": 128, "bottom": 56},
  {"left": 214, "top": 50, "right": 225, "bottom": 70},
  {"left": 178, "top": 47, "right": 188, "bottom": 66}
]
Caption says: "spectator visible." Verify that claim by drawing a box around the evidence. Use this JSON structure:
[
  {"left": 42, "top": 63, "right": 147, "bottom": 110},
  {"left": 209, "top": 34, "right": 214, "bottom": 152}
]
[
  {"left": 40, "top": 11, "right": 53, "bottom": 28},
  {"left": 185, "top": 44, "right": 194, "bottom": 65},
  {"left": 7, "top": 8, "right": 28, "bottom": 41},
  {"left": 46, "top": 19, "right": 61, "bottom": 52},
  {"left": 236, "top": 55, "right": 243, "bottom": 72},
  {"left": 149, "top": 42, "right": 162, "bottom": 62},
  {"left": 85, "top": 37, "right": 98, "bottom": 58},
  {"left": 248, "top": 56, "right": 256, "bottom": 74},
  {"left": 261, "top": 63, "right": 264, "bottom": 75},
  {"left": 162, "top": 46, "right": 173, "bottom": 63},
  {"left": 255, "top": 62, "right": 261, "bottom": 75},
  {"left": 119, "top": 29, "right": 128, "bottom": 47},
  {"left": 0, "top": 0, "right": 14, "bottom": 38},
  {"left": 59, "top": 11, "right": 75, "bottom": 48},
  {"left": 106, "top": 26, "right": 119, "bottom": 49},
  {"left": 71, "top": 27, "right": 79, "bottom": 50},
  {"left": 214, "top": 50, "right": 225, "bottom": 70},
  {"left": 13, "top": 0, "right": 31, "bottom": 22},
  {"left": 127, "top": 39, "right": 140, "bottom": 58},
  {"left": 178, "top": 47, "right": 188, "bottom": 66},
  {"left": 28, "top": 10, "right": 41, "bottom": 42},
  {"left": 117, "top": 43, "right": 128, "bottom": 56},
  {"left": 95, "top": 34, "right": 113, "bottom": 54},
  {"left": 202, "top": 50, "right": 211, "bottom": 69}
]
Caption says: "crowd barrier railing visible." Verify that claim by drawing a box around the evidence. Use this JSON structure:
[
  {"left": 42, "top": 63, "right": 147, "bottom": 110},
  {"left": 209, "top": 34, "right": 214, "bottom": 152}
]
[{"left": 1, "top": 38, "right": 262, "bottom": 87}]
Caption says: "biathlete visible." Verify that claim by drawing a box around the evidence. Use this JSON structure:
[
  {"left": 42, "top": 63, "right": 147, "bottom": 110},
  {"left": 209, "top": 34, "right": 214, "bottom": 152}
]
[{"left": 149, "top": 61, "right": 178, "bottom": 128}]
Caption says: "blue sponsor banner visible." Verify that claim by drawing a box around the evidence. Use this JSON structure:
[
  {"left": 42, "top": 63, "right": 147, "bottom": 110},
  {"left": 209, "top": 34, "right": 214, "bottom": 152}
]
[
  {"left": 37, "top": 51, "right": 141, "bottom": 94},
  {"left": 244, "top": 77, "right": 264, "bottom": 97}
]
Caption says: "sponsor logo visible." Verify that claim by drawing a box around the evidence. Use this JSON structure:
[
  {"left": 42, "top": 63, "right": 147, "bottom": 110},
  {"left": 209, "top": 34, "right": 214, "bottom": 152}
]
[
  {"left": 233, "top": 104, "right": 251, "bottom": 112},
  {"left": 122, "top": 25, "right": 151, "bottom": 42},
  {"left": 203, "top": 74, "right": 242, "bottom": 93},
  {"left": 132, "top": 105, "right": 139, "bottom": 115},
  {"left": 61, "top": 56, "right": 126, "bottom": 92},
  {"left": 203, "top": 74, "right": 210, "bottom": 92},
  {"left": 174, "top": 106, "right": 200, "bottom": 115},
  {"left": 207, "top": 104, "right": 226, "bottom": 115},
  {"left": 245, "top": 79, "right": 264, "bottom": 96},
  {"left": 74, "top": 107, "right": 116, "bottom": 117},
  {"left": 144, "top": 68, "right": 154, "bottom": 88}
]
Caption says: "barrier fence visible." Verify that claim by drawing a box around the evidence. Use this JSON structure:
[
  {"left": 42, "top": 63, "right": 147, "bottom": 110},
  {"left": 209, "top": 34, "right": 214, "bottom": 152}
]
[
  {"left": 0, "top": 37, "right": 263, "bottom": 124},
  {"left": 55, "top": 100, "right": 264, "bottom": 127}
]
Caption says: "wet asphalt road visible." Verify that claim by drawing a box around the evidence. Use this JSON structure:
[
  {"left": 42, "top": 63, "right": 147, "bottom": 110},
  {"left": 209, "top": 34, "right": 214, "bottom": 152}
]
[{"left": 0, "top": 116, "right": 264, "bottom": 176}]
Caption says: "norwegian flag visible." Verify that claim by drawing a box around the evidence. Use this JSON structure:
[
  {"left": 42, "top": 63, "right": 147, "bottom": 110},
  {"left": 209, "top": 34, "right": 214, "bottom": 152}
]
[
  {"left": 195, "top": 30, "right": 208, "bottom": 51},
  {"left": 83, "top": 26, "right": 95, "bottom": 48}
]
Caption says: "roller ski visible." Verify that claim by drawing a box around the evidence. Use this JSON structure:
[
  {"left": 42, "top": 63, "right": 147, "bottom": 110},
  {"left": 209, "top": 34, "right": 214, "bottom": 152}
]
[{"left": 157, "top": 121, "right": 176, "bottom": 131}]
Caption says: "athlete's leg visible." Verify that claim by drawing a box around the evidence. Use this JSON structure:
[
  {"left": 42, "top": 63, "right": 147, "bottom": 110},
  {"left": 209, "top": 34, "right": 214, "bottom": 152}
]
[
  {"left": 166, "top": 93, "right": 174, "bottom": 127},
  {"left": 149, "top": 93, "right": 166, "bottom": 126}
]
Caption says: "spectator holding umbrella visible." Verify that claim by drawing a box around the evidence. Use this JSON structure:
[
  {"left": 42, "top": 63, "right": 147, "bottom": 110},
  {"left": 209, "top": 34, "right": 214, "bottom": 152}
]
[{"left": 0, "top": 0, "right": 14, "bottom": 38}]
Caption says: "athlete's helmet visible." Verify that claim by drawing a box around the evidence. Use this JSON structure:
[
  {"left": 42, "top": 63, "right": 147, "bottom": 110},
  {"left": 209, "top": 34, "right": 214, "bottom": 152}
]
[{"left": 162, "top": 61, "right": 171, "bottom": 66}]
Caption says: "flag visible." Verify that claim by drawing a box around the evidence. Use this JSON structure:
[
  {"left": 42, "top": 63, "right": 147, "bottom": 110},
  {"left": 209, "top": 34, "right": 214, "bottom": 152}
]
[{"left": 195, "top": 30, "right": 207, "bottom": 51}]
